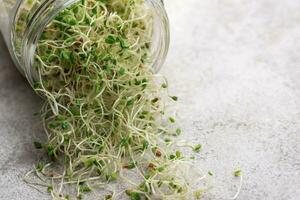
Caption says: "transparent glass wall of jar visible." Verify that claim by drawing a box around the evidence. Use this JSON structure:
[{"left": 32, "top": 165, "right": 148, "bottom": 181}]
[
  {"left": 0, "top": 0, "right": 93, "bottom": 76},
  {"left": 0, "top": 0, "right": 169, "bottom": 85}
]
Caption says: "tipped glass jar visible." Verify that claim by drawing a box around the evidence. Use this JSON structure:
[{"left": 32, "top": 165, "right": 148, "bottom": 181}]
[{"left": 0, "top": 0, "right": 169, "bottom": 86}]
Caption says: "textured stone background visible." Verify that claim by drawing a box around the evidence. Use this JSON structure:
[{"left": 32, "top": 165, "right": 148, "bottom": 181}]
[{"left": 0, "top": 0, "right": 300, "bottom": 199}]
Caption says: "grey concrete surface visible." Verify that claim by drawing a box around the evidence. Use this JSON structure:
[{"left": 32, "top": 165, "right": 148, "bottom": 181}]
[
  {"left": 0, "top": 0, "right": 300, "bottom": 199},
  {"left": 0, "top": 25, "right": 44, "bottom": 200}
]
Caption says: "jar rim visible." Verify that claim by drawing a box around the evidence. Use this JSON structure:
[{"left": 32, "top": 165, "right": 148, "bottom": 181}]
[
  {"left": 19, "top": 0, "right": 169, "bottom": 86},
  {"left": 21, "top": 0, "right": 80, "bottom": 85}
]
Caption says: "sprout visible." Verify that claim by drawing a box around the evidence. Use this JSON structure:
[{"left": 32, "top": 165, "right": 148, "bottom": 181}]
[
  {"left": 35, "top": 162, "right": 44, "bottom": 172},
  {"left": 194, "top": 189, "right": 203, "bottom": 199},
  {"left": 79, "top": 185, "right": 92, "bottom": 193},
  {"left": 234, "top": 169, "right": 242, "bottom": 177},
  {"left": 169, "top": 117, "right": 176, "bottom": 123},
  {"left": 105, "top": 35, "right": 117, "bottom": 44},
  {"left": 175, "top": 128, "right": 182, "bottom": 136},
  {"left": 193, "top": 144, "right": 202, "bottom": 153},
  {"left": 47, "top": 185, "right": 53, "bottom": 193},
  {"left": 33, "top": 141, "right": 43, "bottom": 149},
  {"left": 161, "top": 83, "right": 168, "bottom": 88},
  {"left": 105, "top": 194, "right": 112, "bottom": 200},
  {"left": 170, "top": 96, "right": 178, "bottom": 101}
]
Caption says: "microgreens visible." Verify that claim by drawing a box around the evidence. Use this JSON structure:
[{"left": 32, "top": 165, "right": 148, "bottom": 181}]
[{"left": 21, "top": 0, "right": 207, "bottom": 199}]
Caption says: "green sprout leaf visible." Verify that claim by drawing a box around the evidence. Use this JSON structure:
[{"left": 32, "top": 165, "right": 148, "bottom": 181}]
[
  {"left": 47, "top": 185, "right": 53, "bottom": 193},
  {"left": 175, "top": 150, "right": 182, "bottom": 158},
  {"left": 118, "top": 67, "right": 126, "bottom": 76},
  {"left": 161, "top": 83, "right": 168, "bottom": 88},
  {"left": 61, "top": 121, "right": 69, "bottom": 130},
  {"left": 142, "top": 140, "right": 149, "bottom": 150},
  {"left": 234, "top": 169, "right": 241, "bottom": 177},
  {"left": 105, "top": 35, "right": 117, "bottom": 44},
  {"left": 169, "top": 154, "right": 176, "bottom": 160},
  {"left": 170, "top": 96, "right": 178, "bottom": 101},
  {"left": 119, "top": 37, "right": 130, "bottom": 49},
  {"left": 169, "top": 117, "right": 175, "bottom": 123},
  {"left": 130, "top": 192, "right": 141, "bottom": 200},
  {"left": 36, "top": 162, "right": 44, "bottom": 172},
  {"left": 126, "top": 190, "right": 141, "bottom": 200},
  {"left": 79, "top": 185, "right": 92, "bottom": 193},
  {"left": 193, "top": 144, "right": 202, "bottom": 153},
  {"left": 175, "top": 128, "right": 181, "bottom": 136},
  {"left": 194, "top": 189, "right": 203, "bottom": 199},
  {"left": 34, "top": 141, "right": 43, "bottom": 149},
  {"left": 47, "top": 145, "right": 55, "bottom": 157}
]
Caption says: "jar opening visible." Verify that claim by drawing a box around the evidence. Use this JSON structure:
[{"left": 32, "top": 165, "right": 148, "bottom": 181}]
[
  {"left": 15, "top": 0, "right": 169, "bottom": 86},
  {"left": 19, "top": 0, "right": 80, "bottom": 85}
]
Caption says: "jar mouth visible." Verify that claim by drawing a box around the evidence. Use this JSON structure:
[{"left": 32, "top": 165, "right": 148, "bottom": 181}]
[
  {"left": 20, "top": 0, "right": 170, "bottom": 87},
  {"left": 21, "top": 0, "right": 80, "bottom": 86}
]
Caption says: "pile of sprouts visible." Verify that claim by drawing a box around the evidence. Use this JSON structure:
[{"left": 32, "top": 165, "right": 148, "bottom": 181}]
[
  {"left": 21, "top": 0, "right": 241, "bottom": 199},
  {"left": 23, "top": 0, "right": 205, "bottom": 199}
]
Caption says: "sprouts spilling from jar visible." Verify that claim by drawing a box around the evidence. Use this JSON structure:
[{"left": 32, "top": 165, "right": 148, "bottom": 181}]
[
  {"left": 6, "top": 0, "right": 246, "bottom": 199},
  {"left": 22, "top": 0, "right": 205, "bottom": 199}
]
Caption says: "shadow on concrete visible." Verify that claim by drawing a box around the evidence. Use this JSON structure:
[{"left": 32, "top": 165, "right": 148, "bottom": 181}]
[{"left": 0, "top": 33, "right": 44, "bottom": 173}]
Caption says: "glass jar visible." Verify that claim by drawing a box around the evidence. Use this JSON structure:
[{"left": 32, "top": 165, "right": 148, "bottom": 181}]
[{"left": 0, "top": 0, "right": 169, "bottom": 86}]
